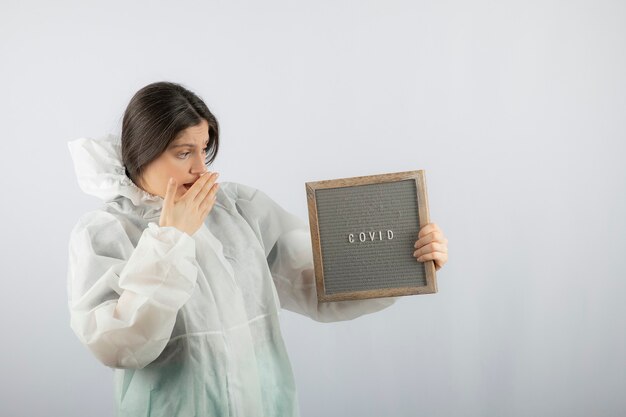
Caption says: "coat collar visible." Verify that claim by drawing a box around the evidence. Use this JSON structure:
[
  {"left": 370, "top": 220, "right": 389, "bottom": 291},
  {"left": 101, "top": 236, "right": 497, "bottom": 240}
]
[{"left": 67, "top": 133, "right": 165, "bottom": 220}]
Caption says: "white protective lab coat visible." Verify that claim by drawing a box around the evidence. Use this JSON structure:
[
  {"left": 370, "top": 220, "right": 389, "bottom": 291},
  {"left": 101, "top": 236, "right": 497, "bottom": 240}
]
[{"left": 66, "top": 134, "right": 396, "bottom": 417}]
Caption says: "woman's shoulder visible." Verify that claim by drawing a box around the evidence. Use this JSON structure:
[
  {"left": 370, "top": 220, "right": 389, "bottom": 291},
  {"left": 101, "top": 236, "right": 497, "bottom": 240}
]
[
  {"left": 69, "top": 207, "right": 135, "bottom": 243},
  {"left": 72, "top": 208, "right": 121, "bottom": 230},
  {"left": 218, "top": 181, "right": 261, "bottom": 203}
]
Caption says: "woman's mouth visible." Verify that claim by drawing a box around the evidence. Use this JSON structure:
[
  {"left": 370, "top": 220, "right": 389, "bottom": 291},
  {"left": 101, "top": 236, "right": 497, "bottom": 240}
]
[{"left": 182, "top": 183, "right": 193, "bottom": 191}]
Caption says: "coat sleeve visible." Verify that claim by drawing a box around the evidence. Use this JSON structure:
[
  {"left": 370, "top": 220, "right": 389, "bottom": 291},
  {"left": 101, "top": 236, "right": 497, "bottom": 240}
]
[
  {"left": 233, "top": 183, "right": 397, "bottom": 323},
  {"left": 66, "top": 211, "right": 198, "bottom": 369}
]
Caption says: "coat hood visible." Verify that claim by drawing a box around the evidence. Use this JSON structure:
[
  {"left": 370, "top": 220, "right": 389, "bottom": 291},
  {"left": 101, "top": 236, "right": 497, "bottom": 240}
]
[{"left": 67, "top": 134, "right": 164, "bottom": 216}]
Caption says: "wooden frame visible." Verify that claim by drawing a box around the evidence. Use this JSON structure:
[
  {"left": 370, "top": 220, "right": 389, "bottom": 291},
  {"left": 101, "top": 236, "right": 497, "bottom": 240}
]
[{"left": 305, "top": 170, "right": 437, "bottom": 302}]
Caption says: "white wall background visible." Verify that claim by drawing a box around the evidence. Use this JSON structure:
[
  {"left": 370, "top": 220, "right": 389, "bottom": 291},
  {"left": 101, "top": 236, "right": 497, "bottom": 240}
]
[{"left": 1, "top": 0, "right": 624, "bottom": 416}]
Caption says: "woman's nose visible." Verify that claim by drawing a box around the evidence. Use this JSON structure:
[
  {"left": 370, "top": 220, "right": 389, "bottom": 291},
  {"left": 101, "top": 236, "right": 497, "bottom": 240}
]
[{"left": 190, "top": 154, "right": 207, "bottom": 174}]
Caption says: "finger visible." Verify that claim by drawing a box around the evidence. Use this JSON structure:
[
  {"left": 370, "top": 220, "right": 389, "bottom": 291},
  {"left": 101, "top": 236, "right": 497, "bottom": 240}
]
[
  {"left": 414, "top": 231, "right": 446, "bottom": 249},
  {"left": 200, "top": 186, "right": 218, "bottom": 215},
  {"left": 416, "top": 251, "right": 448, "bottom": 266},
  {"left": 434, "top": 259, "right": 445, "bottom": 271},
  {"left": 194, "top": 173, "right": 218, "bottom": 205},
  {"left": 413, "top": 242, "right": 447, "bottom": 258},
  {"left": 163, "top": 177, "right": 176, "bottom": 208},
  {"left": 200, "top": 182, "right": 219, "bottom": 210},
  {"left": 183, "top": 171, "right": 212, "bottom": 201},
  {"left": 418, "top": 222, "right": 440, "bottom": 239},
  {"left": 434, "top": 252, "right": 449, "bottom": 270}
]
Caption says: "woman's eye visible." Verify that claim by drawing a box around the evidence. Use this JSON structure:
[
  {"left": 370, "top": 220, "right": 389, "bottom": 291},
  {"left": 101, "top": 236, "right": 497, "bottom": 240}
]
[{"left": 177, "top": 148, "right": 208, "bottom": 159}]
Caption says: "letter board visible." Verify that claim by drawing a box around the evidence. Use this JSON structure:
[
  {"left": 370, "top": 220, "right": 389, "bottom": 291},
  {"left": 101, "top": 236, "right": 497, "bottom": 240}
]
[{"left": 305, "top": 170, "right": 437, "bottom": 302}]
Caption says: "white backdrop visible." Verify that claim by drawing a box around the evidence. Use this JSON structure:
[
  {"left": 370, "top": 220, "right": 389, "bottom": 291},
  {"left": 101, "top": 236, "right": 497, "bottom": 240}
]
[{"left": 1, "top": 1, "right": 624, "bottom": 416}]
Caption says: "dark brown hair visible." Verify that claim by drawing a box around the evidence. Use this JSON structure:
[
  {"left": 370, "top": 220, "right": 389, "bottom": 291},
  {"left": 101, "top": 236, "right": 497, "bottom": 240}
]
[{"left": 121, "top": 81, "right": 219, "bottom": 187}]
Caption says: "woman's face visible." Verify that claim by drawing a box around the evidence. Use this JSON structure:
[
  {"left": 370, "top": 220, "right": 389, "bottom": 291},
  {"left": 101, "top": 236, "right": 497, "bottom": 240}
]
[{"left": 137, "top": 119, "right": 210, "bottom": 199}]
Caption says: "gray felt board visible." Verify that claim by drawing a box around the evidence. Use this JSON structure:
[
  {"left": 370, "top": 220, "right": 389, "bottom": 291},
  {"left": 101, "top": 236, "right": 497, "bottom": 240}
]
[{"left": 314, "top": 179, "right": 427, "bottom": 295}]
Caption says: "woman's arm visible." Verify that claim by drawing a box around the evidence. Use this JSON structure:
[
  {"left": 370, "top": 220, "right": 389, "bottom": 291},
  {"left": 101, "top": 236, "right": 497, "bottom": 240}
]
[
  {"left": 267, "top": 226, "right": 397, "bottom": 322},
  {"left": 233, "top": 183, "right": 397, "bottom": 323},
  {"left": 67, "top": 212, "right": 198, "bottom": 369}
]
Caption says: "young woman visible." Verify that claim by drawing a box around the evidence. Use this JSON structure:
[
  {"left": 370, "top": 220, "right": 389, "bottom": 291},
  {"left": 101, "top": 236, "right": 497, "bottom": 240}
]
[{"left": 66, "top": 81, "right": 449, "bottom": 416}]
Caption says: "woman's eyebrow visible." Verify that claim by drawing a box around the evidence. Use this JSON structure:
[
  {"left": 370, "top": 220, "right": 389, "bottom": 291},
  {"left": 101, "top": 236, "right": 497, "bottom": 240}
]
[{"left": 169, "top": 139, "right": 210, "bottom": 149}]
